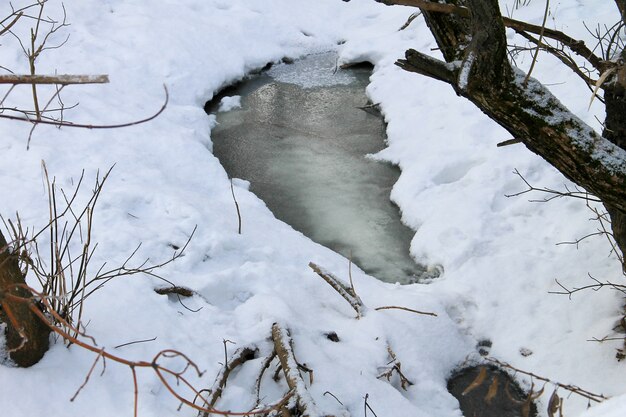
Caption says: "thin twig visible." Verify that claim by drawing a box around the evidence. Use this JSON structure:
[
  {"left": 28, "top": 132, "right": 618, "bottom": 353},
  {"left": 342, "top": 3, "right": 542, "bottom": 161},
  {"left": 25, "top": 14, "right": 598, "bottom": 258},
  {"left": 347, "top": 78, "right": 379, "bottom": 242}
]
[
  {"left": 374, "top": 305, "right": 437, "bottom": 317},
  {"left": 114, "top": 337, "right": 158, "bottom": 349},
  {"left": 484, "top": 356, "right": 607, "bottom": 403},
  {"left": 0, "top": 84, "right": 169, "bottom": 130},
  {"left": 523, "top": 0, "right": 550, "bottom": 86},
  {"left": 230, "top": 179, "right": 242, "bottom": 235}
]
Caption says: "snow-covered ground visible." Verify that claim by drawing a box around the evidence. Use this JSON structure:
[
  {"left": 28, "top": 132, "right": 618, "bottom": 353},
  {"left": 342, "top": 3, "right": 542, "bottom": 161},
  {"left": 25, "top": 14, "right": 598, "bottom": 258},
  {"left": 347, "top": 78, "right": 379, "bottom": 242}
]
[{"left": 0, "top": 0, "right": 624, "bottom": 416}]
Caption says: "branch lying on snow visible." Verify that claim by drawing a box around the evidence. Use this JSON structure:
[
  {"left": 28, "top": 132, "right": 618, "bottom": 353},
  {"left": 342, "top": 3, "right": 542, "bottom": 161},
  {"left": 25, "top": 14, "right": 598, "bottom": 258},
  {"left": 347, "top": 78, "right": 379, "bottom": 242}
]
[
  {"left": 0, "top": 84, "right": 169, "bottom": 130},
  {"left": 377, "top": 344, "right": 414, "bottom": 390},
  {"left": 201, "top": 345, "right": 259, "bottom": 417},
  {"left": 308, "top": 262, "right": 365, "bottom": 318},
  {"left": 374, "top": 305, "right": 437, "bottom": 317},
  {"left": 253, "top": 350, "right": 278, "bottom": 407},
  {"left": 272, "top": 323, "right": 329, "bottom": 417},
  {"left": 484, "top": 357, "right": 607, "bottom": 403},
  {"left": 309, "top": 262, "right": 438, "bottom": 318}
]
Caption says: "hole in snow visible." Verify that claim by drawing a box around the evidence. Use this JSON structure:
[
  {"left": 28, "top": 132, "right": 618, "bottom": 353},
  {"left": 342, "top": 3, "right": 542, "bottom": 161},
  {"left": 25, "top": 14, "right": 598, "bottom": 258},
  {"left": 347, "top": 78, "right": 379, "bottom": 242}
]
[{"left": 447, "top": 365, "right": 538, "bottom": 417}]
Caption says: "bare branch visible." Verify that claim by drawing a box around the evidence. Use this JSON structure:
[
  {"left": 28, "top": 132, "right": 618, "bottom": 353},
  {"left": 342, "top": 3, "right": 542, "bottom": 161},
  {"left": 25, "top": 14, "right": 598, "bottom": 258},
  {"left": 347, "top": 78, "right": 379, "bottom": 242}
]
[
  {"left": 0, "top": 11, "right": 23, "bottom": 37},
  {"left": 0, "top": 84, "right": 169, "bottom": 130},
  {"left": 386, "top": 0, "right": 607, "bottom": 71},
  {"left": 271, "top": 323, "right": 323, "bottom": 417},
  {"left": 374, "top": 305, "right": 437, "bottom": 317},
  {"left": 0, "top": 74, "right": 109, "bottom": 85},
  {"left": 484, "top": 356, "right": 607, "bottom": 403}
]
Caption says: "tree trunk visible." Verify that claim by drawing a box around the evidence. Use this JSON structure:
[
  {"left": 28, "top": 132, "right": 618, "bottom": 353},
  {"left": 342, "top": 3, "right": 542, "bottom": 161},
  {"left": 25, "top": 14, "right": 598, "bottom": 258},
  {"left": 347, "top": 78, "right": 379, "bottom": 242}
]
[
  {"left": 394, "top": 0, "right": 626, "bottom": 270},
  {"left": 0, "top": 230, "right": 50, "bottom": 367}
]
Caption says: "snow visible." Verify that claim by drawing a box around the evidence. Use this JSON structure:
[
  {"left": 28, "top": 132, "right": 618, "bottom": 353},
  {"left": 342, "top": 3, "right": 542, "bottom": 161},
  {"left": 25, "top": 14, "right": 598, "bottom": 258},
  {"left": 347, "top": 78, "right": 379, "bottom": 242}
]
[
  {"left": 218, "top": 95, "right": 242, "bottom": 112},
  {"left": 0, "top": 1, "right": 624, "bottom": 417},
  {"left": 457, "top": 51, "right": 475, "bottom": 90}
]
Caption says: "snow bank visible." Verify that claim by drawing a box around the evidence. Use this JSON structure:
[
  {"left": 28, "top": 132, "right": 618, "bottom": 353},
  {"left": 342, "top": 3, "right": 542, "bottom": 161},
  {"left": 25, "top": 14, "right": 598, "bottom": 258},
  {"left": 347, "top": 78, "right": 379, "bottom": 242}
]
[{"left": 0, "top": 0, "right": 623, "bottom": 416}]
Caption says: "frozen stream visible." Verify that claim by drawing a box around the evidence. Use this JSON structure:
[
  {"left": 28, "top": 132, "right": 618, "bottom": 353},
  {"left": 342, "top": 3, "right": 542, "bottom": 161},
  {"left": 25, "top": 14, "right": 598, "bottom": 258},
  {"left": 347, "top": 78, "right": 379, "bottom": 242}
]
[{"left": 209, "top": 53, "right": 434, "bottom": 283}]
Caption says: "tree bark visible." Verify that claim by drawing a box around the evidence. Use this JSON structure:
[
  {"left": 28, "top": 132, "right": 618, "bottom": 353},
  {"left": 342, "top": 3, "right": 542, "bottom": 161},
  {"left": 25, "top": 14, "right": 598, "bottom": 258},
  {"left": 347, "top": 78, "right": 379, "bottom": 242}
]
[
  {"left": 394, "top": 0, "right": 626, "bottom": 269},
  {"left": 616, "top": 0, "right": 626, "bottom": 25},
  {"left": 0, "top": 230, "right": 50, "bottom": 367}
]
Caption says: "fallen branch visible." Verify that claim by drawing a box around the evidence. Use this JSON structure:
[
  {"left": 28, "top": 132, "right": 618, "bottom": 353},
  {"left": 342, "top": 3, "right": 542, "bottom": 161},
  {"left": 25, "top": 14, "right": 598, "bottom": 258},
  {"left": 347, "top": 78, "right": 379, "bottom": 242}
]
[
  {"left": 485, "top": 356, "right": 607, "bottom": 403},
  {"left": 374, "top": 305, "right": 437, "bottom": 317},
  {"left": 497, "top": 138, "right": 523, "bottom": 147},
  {"left": 201, "top": 345, "right": 259, "bottom": 417},
  {"left": 308, "top": 262, "right": 365, "bottom": 318},
  {"left": 254, "top": 350, "right": 278, "bottom": 407},
  {"left": 399, "top": 12, "right": 421, "bottom": 31},
  {"left": 271, "top": 323, "right": 326, "bottom": 417},
  {"left": 377, "top": 345, "right": 414, "bottom": 390},
  {"left": 0, "top": 74, "right": 109, "bottom": 85}
]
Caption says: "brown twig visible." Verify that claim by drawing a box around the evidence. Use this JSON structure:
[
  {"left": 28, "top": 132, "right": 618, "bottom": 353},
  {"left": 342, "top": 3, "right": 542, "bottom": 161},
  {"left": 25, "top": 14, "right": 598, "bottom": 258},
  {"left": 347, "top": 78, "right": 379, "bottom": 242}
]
[
  {"left": 377, "top": 344, "right": 414, "bottom": 390},
  {"left": 399, "top": 12, "right": 421, "bottom": 31},
  {"left": 114, "top": 337, "right": 158, "bottom": 349},
  {"left": 549, "top": 275, "right": 626, "bottom": 299},
  {"left": 374, "top": 305, "right": 437, "bottom": 317},
  {"left": 505, "top": 169, "right": 601, "bottom": 203},
  {"left": 523, "top": 0, "right": 550, "bottom": 86},
  {"left": 484, "top": 356, "right": 607, "bottom": 403},
  {"left": 0, "top": 84, "right": 169, "bottom": 130},
  {"left": 201, "top": 345, "right": 258, "bottom": 416},
  {"left": 0, "top": 12, "right": 23, "bottom": 37},
  {"left": 254, "top": 350, "right": 278, "bottom": 407},
  {"left": 1, "top": 283, "right": 286, "bottom": 416}
]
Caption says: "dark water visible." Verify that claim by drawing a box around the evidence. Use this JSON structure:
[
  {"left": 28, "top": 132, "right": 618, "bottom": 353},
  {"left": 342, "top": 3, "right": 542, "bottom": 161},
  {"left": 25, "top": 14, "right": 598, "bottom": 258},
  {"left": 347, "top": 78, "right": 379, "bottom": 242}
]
[{"left": 208, "top": 53, "right": 437, "bottom": 284}]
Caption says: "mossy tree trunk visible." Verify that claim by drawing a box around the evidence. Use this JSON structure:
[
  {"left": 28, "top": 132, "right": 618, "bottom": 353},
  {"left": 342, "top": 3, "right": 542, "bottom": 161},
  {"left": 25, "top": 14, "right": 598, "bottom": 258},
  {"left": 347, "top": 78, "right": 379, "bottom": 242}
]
[
  {"left": 390, "top": 0, "right": 626, "bottom": 271},
  {"left": 0, "top": 230, "right": 50, "bottom": 367}
]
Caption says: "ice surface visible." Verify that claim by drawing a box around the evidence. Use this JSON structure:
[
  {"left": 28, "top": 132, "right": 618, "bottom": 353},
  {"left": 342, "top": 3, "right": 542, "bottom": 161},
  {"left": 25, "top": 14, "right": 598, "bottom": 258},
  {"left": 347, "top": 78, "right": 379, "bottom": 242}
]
[
  {"left": 212, "top": 53, "right": 432, "bottom": 283},
  {"left": 268, "top": 52, "right": 357, "bottom": 88}
]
